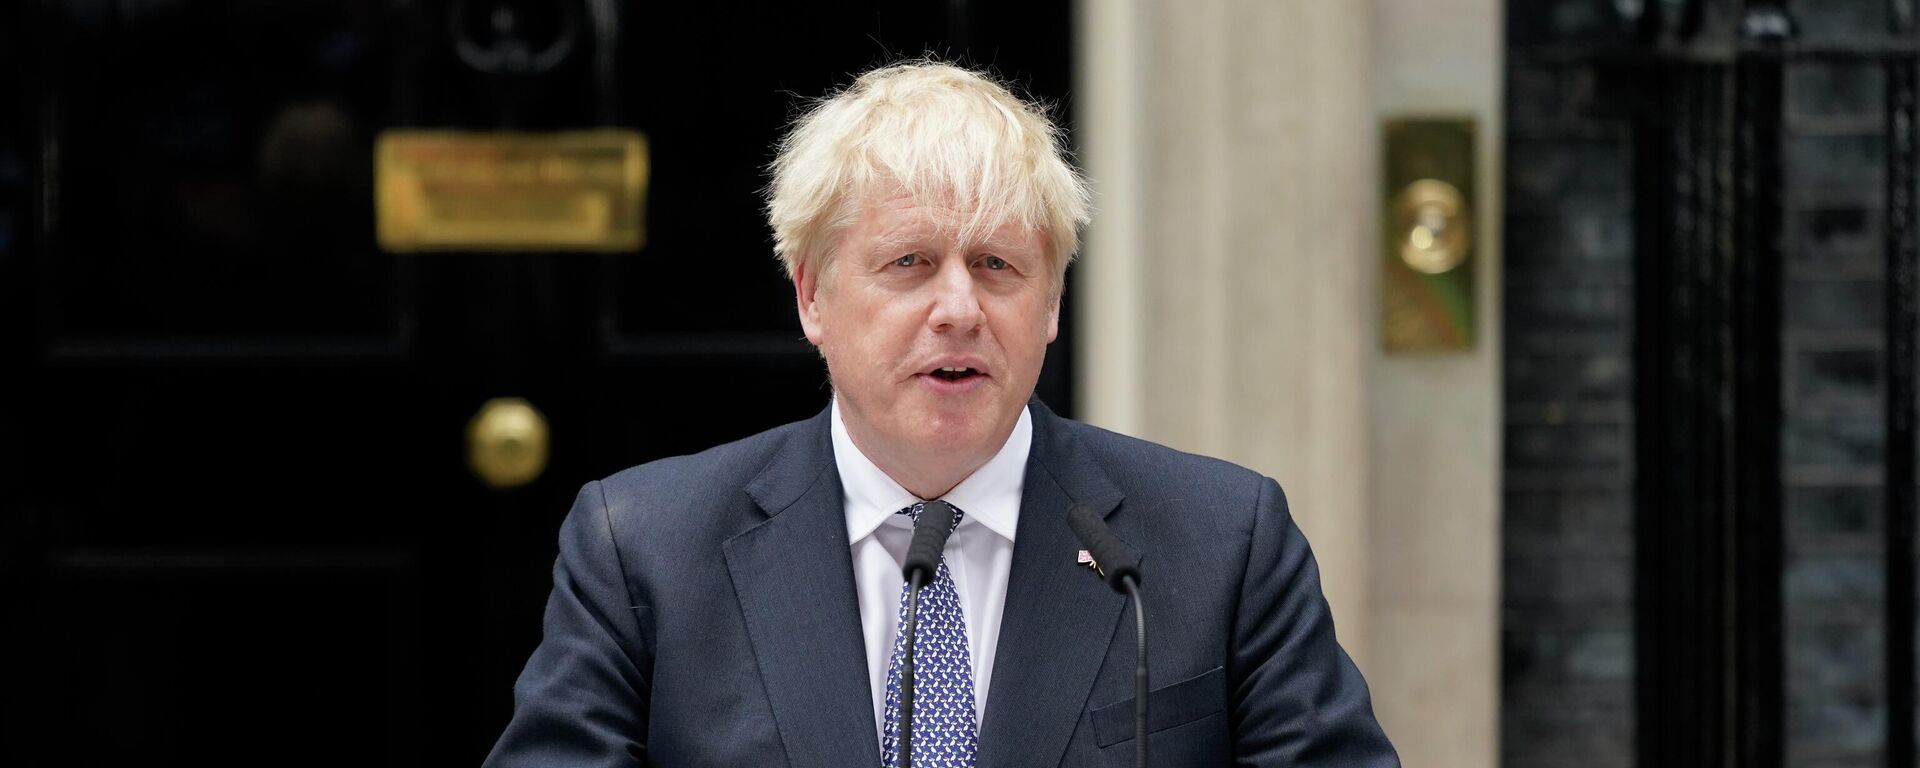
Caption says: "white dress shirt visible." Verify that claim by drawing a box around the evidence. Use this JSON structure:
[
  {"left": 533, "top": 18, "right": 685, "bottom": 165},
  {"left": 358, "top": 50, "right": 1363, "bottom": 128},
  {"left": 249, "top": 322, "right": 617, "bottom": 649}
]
[{"left": 831, "top": 398, "right": 1030, "bottom": 744}]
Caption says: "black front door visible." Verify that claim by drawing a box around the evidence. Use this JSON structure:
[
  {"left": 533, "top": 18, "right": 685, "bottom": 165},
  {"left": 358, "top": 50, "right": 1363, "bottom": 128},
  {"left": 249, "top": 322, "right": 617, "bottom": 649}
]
[{"left": 0, "top": 2, "right": 1072, "bottom": 764}]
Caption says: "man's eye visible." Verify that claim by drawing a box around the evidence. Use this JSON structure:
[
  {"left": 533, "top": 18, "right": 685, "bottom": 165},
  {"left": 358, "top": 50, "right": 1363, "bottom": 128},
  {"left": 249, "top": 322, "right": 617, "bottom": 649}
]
[
  {"left": 893, "top": 254, "right": 920, "bottom": 268},
  {"left": 981, "top": 255, "right": 1008, "bottom": 270}
]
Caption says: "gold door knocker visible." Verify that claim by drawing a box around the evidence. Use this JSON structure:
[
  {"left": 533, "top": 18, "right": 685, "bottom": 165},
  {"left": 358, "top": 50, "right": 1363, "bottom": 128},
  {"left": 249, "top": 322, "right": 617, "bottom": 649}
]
[{"left": 466, "top": 397, "right": 550, "bottom": 489}]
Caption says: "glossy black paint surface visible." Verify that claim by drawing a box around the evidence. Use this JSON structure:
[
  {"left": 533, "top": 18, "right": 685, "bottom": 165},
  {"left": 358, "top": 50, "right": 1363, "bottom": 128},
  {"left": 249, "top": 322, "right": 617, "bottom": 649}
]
[{"left": 0, "top": 2, "right": 1074, "bottom": 765}]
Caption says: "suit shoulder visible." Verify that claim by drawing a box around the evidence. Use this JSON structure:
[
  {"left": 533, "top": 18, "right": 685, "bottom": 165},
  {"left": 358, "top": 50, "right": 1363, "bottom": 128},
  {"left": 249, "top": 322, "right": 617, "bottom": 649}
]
[
  {"left": 590, "top": 416, "right": 820, "bottom": 522},
  {"left": 1053, "top": 417, "right": 1279, "bottom": 517},
  {"left": 1059, "top": 418, "right": 1268, "bottom": 486}
]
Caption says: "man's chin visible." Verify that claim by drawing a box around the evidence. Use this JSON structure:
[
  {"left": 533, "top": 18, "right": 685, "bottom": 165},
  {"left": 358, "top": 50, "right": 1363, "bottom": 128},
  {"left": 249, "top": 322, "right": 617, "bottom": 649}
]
[{"left": 903, "top": 413, "right": 1016, "bottom": 456}]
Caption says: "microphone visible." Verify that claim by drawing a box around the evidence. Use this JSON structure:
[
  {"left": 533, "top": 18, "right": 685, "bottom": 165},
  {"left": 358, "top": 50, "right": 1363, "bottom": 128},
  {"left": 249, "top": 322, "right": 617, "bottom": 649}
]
[
  {"left": 1067, "top": 504, "right": 1139, "bottom": 590},
  {"left": 902, "top": 499, "right": 958, "bottom": 585},
  {"left": 897, "top": 499, "right": 958, "bottom": 768},
  {"left": 1067, "top": 504, "right": 1148, "bottom": 768}
]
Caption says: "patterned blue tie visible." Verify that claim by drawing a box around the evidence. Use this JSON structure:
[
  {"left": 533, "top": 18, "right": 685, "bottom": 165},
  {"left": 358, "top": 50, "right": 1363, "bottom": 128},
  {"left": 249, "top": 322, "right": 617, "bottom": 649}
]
[{"left": 881, "top": 501, "right": 978, "bottom": 768}]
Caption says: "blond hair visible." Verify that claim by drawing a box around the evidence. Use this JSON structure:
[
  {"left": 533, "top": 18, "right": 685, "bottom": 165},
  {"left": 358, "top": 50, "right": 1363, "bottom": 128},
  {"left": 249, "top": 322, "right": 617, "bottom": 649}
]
[{"left": 766, "top": 61, "right": 1091, "bottom": 293}]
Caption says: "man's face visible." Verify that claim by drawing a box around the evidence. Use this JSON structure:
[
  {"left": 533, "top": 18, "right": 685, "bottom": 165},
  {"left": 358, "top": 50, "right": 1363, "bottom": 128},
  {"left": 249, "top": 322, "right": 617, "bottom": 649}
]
[{"left": 796, "top": 190, "right": 1058, "bottom": 484}]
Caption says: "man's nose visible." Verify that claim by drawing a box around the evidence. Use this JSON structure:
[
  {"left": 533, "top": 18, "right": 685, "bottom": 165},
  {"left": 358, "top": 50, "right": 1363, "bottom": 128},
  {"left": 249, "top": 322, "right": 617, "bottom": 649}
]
[{"left": 927, "top": 260, "right": 985, "bottom": 332}]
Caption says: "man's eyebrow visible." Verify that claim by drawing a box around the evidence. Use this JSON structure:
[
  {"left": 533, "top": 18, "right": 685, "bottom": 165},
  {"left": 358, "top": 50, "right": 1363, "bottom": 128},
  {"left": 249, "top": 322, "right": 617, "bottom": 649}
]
[
  {"left": 870, "top": 229, "right": 926, "bottom": 254},
  {"left": 973, "top": 226, "right": 1042, "bottom": 253},
  {"left": 976, "top": 233, "right": 1027, "bottom": 252},
  {"left": 861, "top": 224, "right": 1031, "bottom": 256}
]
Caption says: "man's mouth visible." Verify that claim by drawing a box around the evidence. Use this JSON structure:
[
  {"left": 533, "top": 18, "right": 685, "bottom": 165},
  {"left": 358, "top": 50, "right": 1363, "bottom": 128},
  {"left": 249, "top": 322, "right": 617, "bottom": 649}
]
[{"left": 929, "top": 366, "right": 983, "bottom": 382}]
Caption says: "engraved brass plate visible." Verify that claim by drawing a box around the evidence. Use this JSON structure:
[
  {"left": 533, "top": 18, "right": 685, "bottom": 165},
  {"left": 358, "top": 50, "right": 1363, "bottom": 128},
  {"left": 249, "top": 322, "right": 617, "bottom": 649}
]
[
  {"left": 377, "top": 129, "right": 648, "bottom": 252},
  {"left": 1382, "top": 118, "right": 1476, "bottom": 352}
]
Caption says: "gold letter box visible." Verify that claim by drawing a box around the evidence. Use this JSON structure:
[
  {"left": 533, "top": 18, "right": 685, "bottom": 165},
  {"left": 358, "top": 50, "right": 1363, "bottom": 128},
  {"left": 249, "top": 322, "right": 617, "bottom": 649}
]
[{"left": 376, "top": 129, "right": 649, "bottom": 252}]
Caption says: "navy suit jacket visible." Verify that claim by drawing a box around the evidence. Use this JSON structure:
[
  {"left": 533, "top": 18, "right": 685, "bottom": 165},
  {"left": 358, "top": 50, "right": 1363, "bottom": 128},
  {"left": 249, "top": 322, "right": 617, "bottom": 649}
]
[{"left": 484, "top": 400, "right": 1399, "bottom": 767}]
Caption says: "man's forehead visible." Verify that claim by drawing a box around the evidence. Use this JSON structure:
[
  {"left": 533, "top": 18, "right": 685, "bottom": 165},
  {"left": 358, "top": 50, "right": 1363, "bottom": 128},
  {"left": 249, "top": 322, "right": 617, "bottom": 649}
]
[{"left": 858, "top": 193, "right": 1041, "bottom": 252}]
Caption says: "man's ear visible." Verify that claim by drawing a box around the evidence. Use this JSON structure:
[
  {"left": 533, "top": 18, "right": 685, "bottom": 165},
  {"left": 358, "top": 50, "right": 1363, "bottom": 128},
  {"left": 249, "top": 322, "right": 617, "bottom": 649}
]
[
  {"left": 1046, "top": 291, "right": 1061, "bottom": 343},
  {"left": 795, "top": 261, "right": 826, "bottom": 345}
]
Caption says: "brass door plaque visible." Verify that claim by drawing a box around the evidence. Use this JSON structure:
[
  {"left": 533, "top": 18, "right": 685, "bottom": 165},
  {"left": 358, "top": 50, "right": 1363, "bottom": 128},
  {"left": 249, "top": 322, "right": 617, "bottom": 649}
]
[
  {"left": 1381, "top": 118, "right": 1476, "bottom": 352},
  {"left": 377, "top": 129, "right": 648, "bottom": 252}
]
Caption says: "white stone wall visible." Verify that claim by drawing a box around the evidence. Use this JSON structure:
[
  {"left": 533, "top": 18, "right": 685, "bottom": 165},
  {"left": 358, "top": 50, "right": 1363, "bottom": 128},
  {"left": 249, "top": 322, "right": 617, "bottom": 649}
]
[{"left": 1076, "top": 1, "right": 1501, "bottom": 765}]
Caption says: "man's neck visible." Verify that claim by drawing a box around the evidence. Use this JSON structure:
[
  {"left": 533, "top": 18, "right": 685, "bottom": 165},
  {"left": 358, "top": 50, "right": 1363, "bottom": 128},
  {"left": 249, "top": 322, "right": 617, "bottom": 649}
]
[
  {"left": 845, "top": 431, "right": 990, "bottom": 501},
  {"left": 833, "top": 403, "right": 1009, "bottom": 500}
]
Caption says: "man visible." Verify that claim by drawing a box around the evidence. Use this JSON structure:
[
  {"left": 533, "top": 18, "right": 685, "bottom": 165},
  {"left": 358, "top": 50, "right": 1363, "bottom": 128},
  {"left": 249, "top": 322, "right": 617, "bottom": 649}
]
[{"left": 485, "top": 62, "right": 1398, "bottom": 768}]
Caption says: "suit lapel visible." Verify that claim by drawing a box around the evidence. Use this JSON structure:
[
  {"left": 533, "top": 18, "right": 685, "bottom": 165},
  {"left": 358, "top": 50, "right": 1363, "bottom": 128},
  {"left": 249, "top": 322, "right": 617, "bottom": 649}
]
[
  {"left": 723, "top": 408, "right": 881, "bottom": 768},
  {"left": 977, "top": 401, "right": 1129, "bottom": 768}
]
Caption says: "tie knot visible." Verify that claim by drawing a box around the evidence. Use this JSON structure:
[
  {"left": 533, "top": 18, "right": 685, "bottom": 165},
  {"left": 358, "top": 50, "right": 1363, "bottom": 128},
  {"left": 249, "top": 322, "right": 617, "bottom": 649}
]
[{"left": 897, "top": 501, "right": 965, "bottom": 533}]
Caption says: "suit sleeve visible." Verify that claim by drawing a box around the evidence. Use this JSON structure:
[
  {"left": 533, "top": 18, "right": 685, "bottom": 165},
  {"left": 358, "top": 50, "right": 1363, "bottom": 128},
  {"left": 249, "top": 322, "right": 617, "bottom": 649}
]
[
  {"left": 483, "top": 481, "right": 652, "bottom": 767},
  {"left": 1229, "top": 477, "right": 1399, "bottom": 766}
]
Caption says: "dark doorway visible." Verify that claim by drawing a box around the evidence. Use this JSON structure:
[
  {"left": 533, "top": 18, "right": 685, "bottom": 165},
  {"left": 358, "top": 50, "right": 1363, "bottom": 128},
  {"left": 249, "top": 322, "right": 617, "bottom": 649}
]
[
  {"left": 0, "top": 2, "right": 1075, "bottom": 765},
  {"left": 1502, "top": 1, "right": 1916, "bottom": 767}
]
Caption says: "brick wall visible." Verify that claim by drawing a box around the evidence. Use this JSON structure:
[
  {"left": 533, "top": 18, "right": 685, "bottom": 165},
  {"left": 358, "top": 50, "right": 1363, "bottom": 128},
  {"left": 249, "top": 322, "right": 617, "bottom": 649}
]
[
  {"left": 1503, "top": 56, "right": 1638, "bottom": 768},
  {"left": 1503, "top": 1, "right": 1905, "bottom": 767},
  {"left": 1782, "top": 53, "right": 1890, "bottom": 768}
]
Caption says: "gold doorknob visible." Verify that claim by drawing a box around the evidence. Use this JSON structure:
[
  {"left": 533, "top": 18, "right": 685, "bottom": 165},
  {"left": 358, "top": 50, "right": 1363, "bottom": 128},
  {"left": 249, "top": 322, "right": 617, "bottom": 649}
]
[
  {"left": 1392, "top": 178, "right": 1471, "bottom": 275},
  {"left": 466, "top": 397, "right": 550, "bottom": 489}
]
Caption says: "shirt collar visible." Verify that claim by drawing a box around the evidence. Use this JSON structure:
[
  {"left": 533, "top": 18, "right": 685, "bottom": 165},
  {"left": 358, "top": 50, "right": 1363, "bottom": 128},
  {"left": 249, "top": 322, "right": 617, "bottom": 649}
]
[{"left": 832, "top": 398, "right": 1030, "bottom": 545}]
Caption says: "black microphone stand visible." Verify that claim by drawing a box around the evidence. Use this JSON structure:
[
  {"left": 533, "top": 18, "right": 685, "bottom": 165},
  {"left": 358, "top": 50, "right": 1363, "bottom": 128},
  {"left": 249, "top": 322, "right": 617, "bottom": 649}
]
[
  {"left": 900, "top": 570, "right": 925, "bottom": 768},
  {"left": 897, "top": 500, "right": 957, "bottom": 768},
  {"left": 1121, "top": 574, "right": 1147, "bottom": 768},
  {"left": 1067, "top": 503, "right": 1148, "bottom": 768}
]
